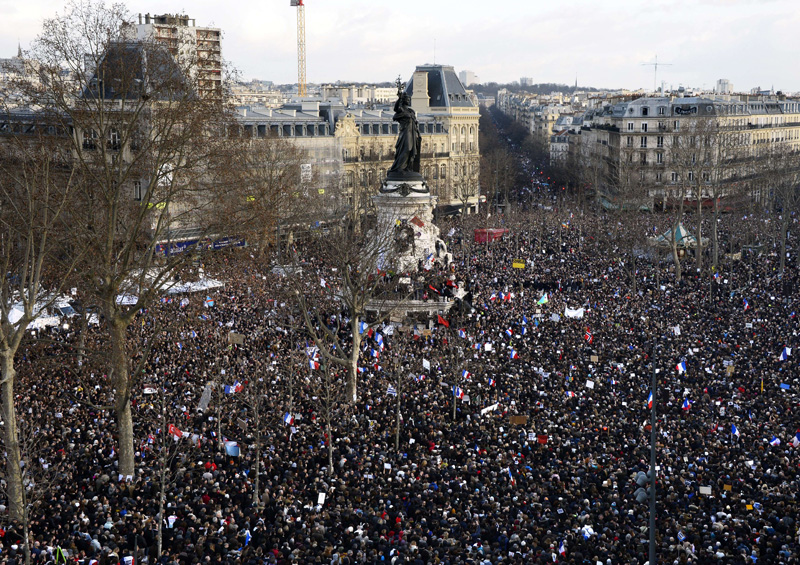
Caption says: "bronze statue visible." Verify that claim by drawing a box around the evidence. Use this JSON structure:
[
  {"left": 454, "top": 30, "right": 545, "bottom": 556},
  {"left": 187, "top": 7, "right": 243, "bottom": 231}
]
[{"left": 387, "top": 87, "right": 422, "bottom": 181}]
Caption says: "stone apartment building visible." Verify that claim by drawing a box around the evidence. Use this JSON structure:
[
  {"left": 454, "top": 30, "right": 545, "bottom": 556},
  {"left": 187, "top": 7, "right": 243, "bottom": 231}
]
[{"left": 236, "top": 64, "right": 481, "bottom": 215}]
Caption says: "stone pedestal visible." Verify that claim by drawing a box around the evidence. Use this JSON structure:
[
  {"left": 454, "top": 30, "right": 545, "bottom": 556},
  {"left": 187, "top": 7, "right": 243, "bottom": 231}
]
[{"left": 372, "top": 179, "right": 451, "bottom": 273}]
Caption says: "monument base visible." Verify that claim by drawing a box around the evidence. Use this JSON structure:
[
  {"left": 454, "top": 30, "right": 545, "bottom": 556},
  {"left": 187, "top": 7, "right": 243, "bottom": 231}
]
[{"left": 372, "top": 179, "right": 451, "bottom": 273}]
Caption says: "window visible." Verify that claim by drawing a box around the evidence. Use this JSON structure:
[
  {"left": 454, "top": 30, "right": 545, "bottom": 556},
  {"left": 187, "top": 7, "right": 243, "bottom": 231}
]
[
  {"left": 640, "top": 137, "right": 647, "bottom": 148},
  {"left": 626, "top": 136, "right": 634, "bottom": 147},
  {"left": 658, "top": 106, "right": 666, "bottom": 115},
  {"left": 133, "top": 180, "right": 143, "bottom": 201},
  {"left": 673, "top": 120, "right": 680, "bottom": 131},
  {"left": 640, "top": 152, "right": 647, "bottom": 165},
  {"left": 108, "top": 128, "right": 120, "bottom": 150},
  {"left": 656, "top": 152, "right": 664, "bottom": 164},
  {"left": 671, "top": 172, "right": 678, "bottom": 183},
  {"left": 691, "top": 153, "right": 696, "bottom": 164},
  {"left": 656, "top": 172, "right": 663, "bottom": 183},
  {"left": 440, "top": 164, "right": 446, "bottom": 179},
  {"left": 688, "top": 172, "right": 694, "bottom": 182},
  {"left": 628, "top": 122, "right": 634, "bottom": 131},
  {"left": 641, "top": 123, "right": 648, "bottom": 132},
  {"left": 642, "top": 107, "right": 649, "bottom": 116},
  {"left": 657, "top": 136, "right": 664, "bottom": 148},
  {"left": 83, "top": 129, "right": 98, "bottom": 150},
  {"left": 703, "top": 172, "right": 711, "bottom": 183}
]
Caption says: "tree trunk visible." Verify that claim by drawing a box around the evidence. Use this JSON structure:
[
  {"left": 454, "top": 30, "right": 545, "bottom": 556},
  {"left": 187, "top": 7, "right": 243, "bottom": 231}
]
[
  {"left": 347, "top": 319, "right": 362, "bottom": 402},
  {"left": 111, "top": 319, "right": 135, "bottom": 477},
  {"left": 712, "top": 200, "right": 720, "bottom": 270},
  {"left": 696, "top": 197, "right": 703, "bottom": 273},
  {"left": 326, "top": 418, "right": 334, "bottom": 476},
  {"left": 1, "top": 353, "right": 23, "bottom": 522},
  {"left": 779, "top": 217, "right": 789, "bottom": 276}
]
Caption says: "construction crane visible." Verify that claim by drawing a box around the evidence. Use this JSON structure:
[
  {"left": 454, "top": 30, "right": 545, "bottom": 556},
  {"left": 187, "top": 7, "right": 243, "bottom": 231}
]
[{"left": 290, "top": 0, "right": 307, "bottom": 97}]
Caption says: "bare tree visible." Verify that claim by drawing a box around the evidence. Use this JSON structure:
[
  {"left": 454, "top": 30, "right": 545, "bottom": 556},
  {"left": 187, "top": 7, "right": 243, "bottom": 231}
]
[
  {"left": 290, "top": 222, "right": 404, "bottom": 402},
  {"left": 0, "top": 108, "right": 80, "bottom": 521},
  {"left": 24, "top": 0, "right": 242, "bottom": 477}
]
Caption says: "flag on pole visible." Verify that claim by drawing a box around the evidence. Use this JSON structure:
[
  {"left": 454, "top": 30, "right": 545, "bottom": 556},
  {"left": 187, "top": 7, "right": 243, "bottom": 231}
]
[
  {"left": 676, "top": 361, "right": 686, "bottom": 374},
  {"left": 309, "top": 359, "right": 320, "bottom": 370},
  {"left": 488, "top": 377, "right": 496, "bottom": 387},
  {"left": 168, "top": 424, "right": 183, "bottom": 439},
  {"left": 283, "top": 413, "right": 294, "bottom": 425},
  {"left": 224, "top": 381, "right": 243, "bottom": 394},
  {"left": 437, "top": 314, "right": 450, "bottom": 328},
  {"left": 565, "top": 391, "right": 576, "bottom": 398},
  {"left": 359, "top": 321, "right": 369, "bottom": 334},
  {"left": 792, "top": 431, "right": 800, "bottom": 448},
  {"left": 522, "top": 315, "right": 528, "bottom": 325},
  {"left": 462, "top": 370, "right": 471, "bottom": 380},
  {"left": 489, "top": 292, "right": 497, "bottom": 301},
  {"left": 509, "top": 349, "right": 519, "bottom": 360},
  {"left": 505, "top": 328, "right": 513, "bottom": 337},
  {"left": 780, "top": 347, "right": 792, "bottom": 361},
  {"left": 646, "top": 391, "right": 653, "bottom": 409},
  {"left": 585, "top": 329, "right": 593, "bottom": 344},
  {"left": 682, "top": 398, "right": 691, "bottom": 411},
  {"left": 458, "top": 329, "right": 467, "bottom": 338},
  {"left": 375, "top": 333, "right": 384, "bottom": 350},
  {"left": 558, "top": 540, "right": 566, "bottom": 557},
  {"left": 453, "top": 386, "right": 464, "bottom": 399},
  {"left": 732, "top": 424, "right": 740, "bottom": 438},
  {"left": 743, "top": 298, "right": 750, "bottom": 310},
  {"left": 507, "top": 467, "right": 515, "bottom": 486},
  {"left": 204, "top": 296, "right": 215, "bottom": 308},
  {"left": 537, "top": 293, "right": 549, "bottom": 305},
  {"left": 770, "top": 436, "right": 781, "bottom": 446},
  {"left": 386, "top": 385, "right": 397, "bottom": 397}
]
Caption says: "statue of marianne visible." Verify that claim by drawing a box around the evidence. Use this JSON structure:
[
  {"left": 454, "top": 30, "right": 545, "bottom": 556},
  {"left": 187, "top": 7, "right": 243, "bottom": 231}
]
[{"left": 387, "top": 91, "right": 422, "bottom": 179}]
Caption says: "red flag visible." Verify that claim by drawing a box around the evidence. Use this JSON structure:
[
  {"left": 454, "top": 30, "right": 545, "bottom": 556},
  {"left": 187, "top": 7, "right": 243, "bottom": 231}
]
[
  {"left": 437, "top": 315, "right": 450, "bottom": 328},
  {"left": 410, "top": 216, "right": 425, "bottom": 228},
  {"left": 537, "top": 434, "right": 548, "bottom": 444},
  {"left": 168, "top": 424, "right": 183, "bottom": 439},
  {"left": 428, "top": 284, "right": 441, "bottom": 295}
]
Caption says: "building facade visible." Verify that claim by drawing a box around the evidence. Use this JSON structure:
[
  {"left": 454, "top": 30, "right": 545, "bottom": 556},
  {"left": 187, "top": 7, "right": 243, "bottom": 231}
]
[
  {"left": 576, "top": 95, "right": 800, "bottom": 208},
  {"left": 137, "top": 13, "right": 222, "bottom": 97},
  {"left": 236, "top": 64, "right": 481, "bottom": 215}
]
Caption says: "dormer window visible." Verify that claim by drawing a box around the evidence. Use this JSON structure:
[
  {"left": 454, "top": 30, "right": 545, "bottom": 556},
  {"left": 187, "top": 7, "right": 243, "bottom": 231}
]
[{"left": 642, "top": 107, "right": 649, "bottom": 116}]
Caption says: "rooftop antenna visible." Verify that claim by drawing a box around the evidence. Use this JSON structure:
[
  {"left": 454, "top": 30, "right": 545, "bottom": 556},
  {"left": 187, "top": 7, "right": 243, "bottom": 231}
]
[{"left": 641, "top": 55, "right": 672, "bottom": 94}]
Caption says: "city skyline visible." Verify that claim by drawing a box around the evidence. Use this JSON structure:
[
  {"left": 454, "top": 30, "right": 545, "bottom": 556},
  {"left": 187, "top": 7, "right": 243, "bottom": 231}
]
[{"left": 3, "top": 0, "right": 799, "bottom": 92}]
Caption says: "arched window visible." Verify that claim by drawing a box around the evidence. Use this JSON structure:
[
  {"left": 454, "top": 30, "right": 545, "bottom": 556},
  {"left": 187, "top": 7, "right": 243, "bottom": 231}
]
[{"left": 440, "top": 164, "right": 446, "bottom": 179}]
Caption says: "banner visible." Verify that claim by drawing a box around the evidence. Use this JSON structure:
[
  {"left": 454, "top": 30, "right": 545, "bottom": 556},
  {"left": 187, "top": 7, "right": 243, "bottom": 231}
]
[{"left": 564, "top": 306, "right": 584, "bottom": 319}]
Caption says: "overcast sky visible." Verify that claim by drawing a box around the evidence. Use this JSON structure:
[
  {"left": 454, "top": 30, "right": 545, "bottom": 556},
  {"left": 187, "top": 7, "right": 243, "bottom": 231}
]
[{"left": 3, "top": 0, "right": 799, "bottom": 92}]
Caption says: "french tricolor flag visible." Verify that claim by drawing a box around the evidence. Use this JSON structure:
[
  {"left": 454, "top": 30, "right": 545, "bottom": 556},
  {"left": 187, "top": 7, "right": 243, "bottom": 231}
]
[
  {"left": 458, "top": 329, "right": 467, "bottom": 338},
  {"left": 676, "top": 361, "right": 686, "bottom": 374},
  {"left": 565, "top": 391, "right": 575, "bottom": 398},
  {"left": 743, "top": 298, "right": 750, "bottom": 310},
  {"left": 646, "top": 391, "right": 653, "bottom": 409},
  {"left": 462, "top": 370, "right": 471, "bottom": 380},
  {"left": 488, "top": 378, "right": 496, "bottom": 387},
  {"left": 682, "top": 398, "right": 691, "bottom": 411},
  {"left": 770, "top": 436, "right": 781, "bottom": 446},
  {"left": 489, "top": 292, "right": 497, "bottom": 301},
  {"left": 309, "top": 359, "right": 320, "bottom": 370},
  {"left": 509, "top": 349, "right": 519, "bottom": 360},
  {"left": 505, "top": 328, "right": 513, "bottom": 337},
  {"left": 453, "top": 386, "right": 464, "bottom": 399},
  {"left": 283, "top": 413, "right": 294, "bottom": 425}
]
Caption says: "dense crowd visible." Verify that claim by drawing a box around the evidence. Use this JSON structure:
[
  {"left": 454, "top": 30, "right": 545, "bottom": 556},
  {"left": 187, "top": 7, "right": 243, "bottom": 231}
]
[{"left": 2, "top": 207, "right": 799, "bottom": 565}]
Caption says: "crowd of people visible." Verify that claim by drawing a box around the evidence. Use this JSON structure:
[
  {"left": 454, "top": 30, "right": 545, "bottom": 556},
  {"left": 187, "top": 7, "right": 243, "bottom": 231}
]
[{"left": 2, "top": 204, "right": 799, "bottom": 565}]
